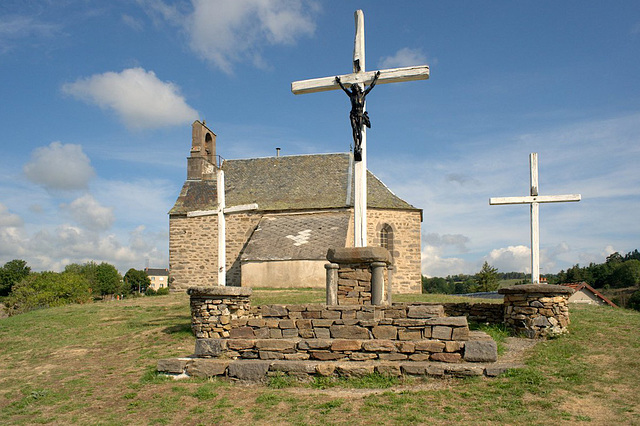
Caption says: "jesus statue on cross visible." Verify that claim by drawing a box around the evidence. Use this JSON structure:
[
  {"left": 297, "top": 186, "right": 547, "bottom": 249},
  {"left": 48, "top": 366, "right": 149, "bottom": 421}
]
[
  {"left": 291, "top": 10, "right": 430, "bottom": 247},
  {"left": 335, "top": 70, "right": 380, "bottom": 161}
]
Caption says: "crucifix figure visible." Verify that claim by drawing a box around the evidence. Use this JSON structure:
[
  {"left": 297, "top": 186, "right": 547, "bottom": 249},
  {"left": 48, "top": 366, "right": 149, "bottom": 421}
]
[
  {"left": 336, "top": 70, "right": 380, "bottom": 161},
  {"left": 291, "top": 10, "right": 429, "bottom": 247},
  {"left": 490, "top": 153, "right": 581, "bottom": 284}
]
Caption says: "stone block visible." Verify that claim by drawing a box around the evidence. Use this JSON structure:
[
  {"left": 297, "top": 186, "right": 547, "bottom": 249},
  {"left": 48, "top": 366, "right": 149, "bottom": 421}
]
[
  {"left": 283, "top": 353, "right": 310, "bottom": 361},
  {"left": 194, "top": 339, "right": 226, "bottom": 357},
  {"left": 393, "top": 319, "right": 428, "bottom": 327},
  {"left": 157, "top": 358, "right": 188, "bottom": 374},
  {"left": 278, "top": 319, "right": 296, "bottom": 329},
  {"left": 426, "top": 317, "right": 468, "bottom": 327},
  {"left": 444, "top": 365, "right": 484, "bottom": 377},
  {"left": 296, "top": 319, "right": 313, "bottom": 329},
  {"left": 229, "top": 327, "right": 255, "bottom": 339},
  {"left": 312, "top": 319, "right": 335, "bottom": 327},
  {"left": 335, "top": 363, "right": 375, "bottom": 377},
  {"left": 445, "top": 341, "right": 464, "bottom": 353},
  {"left": 299, "top": 329, "right": 315, "bottom": 339},
  {"left": 186, "top": 359, "right": 228, "bottom": 378},
  {"left": 254, "top": 328, "right": 270, "bottom": 339},
  {"left": 398, "top": 329, "right": 422, "bottom": 340},
  {"left": 330, "top": 325, "right": 371, "bottom": 339},
  {"left": 261, "top": 305, "right": 288, "bottom": 317},
  {"left": 432, "top": 326, "right": 452, "bottom": 340},
  {"left": 331, "top": 339, "right": 362, "bottom": 351},
  {"left": 321, "top": 310, "right": 342, "bottom": 319},
  {"left": 300, "top": 339, "right": 332, "bottom": 350},
  {"left": 314, "top": 328, "right": 331, "bottom": 339},
  {"left": 451, "top": 327, "right": 470, "bottom": 341},
  {"left": 349, "top": 353, "right": 377, "bottom": 361},
  {"left": 400, "top": 363, "right": 428, "bottom": 375},
  {"left": 430, "top": 352, "right": 462, "bottom": 363},
  {"left": 409, "top": 353, "right": 431, "bottom": 361},
  {"left": 463, "top": 340, "right": 498, "bottom": 363},
  {"left": 282, "top": 329, "right": 299, "bottom": 338},
  {"left": 226, "top": 339, "right": 255, "bottom": 351},
  {"left": 378, "top": 353, "right": 408, "bottom": 361},
  {"left": 270, "top": 361, "right": 316, "bottom": 374},
  {"left": 362, "top": 340, "right": 396, "bottom": 352},
  {"left": 407, "top": 305, "right": 444, "bottom": 318},
  {"left": 269, "top": 328, "right": 283, "bottom": 338},
  {"left": 227, "top": 361, "right": 271, "bottom": 381},
  {"left": 316, "top": 363, "right": 336, "bottom": 376},
  {"left": 372, "top": 325, "right": 398, "bottom": 340},
  {"left": 311, "top": 351, "right": 346, "bottom": 361},
  {"left": 255, "top": 339, "right": 296, "bottom": 352},
  {"left": 415, "top": 340, "right": 445, "bottom": 353},
  {"left": 384, "top": 309, "right": 407, "bottom": 319},
  {"left": 259, "top": 351, "right": 285, "bottom": 360},
  {"left": 396, "top": 341, "right": 415, "bottom": 353},
  {"left": 376, "top": 364, "right": 402, "bottom": 376}
]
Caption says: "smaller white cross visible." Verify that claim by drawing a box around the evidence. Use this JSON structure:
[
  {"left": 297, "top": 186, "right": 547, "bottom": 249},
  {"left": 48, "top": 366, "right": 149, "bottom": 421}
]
[{"left": 490, "top": 153, "right": 581, "bottom": 284}]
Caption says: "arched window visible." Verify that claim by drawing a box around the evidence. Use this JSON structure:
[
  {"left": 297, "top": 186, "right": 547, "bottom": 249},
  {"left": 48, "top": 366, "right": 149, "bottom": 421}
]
[{"left": 379, "top": 224, "right": 393, "bottom": 254}]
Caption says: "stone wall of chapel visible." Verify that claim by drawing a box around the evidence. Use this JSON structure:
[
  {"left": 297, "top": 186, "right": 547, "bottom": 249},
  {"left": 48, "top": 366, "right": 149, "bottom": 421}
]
[
  {"left": 365, "top": 209, "right": 422, "bottom": 294},
  {"left": 169, "top": 212, "right": 262, "bottom": 290},
  {"left": 169, "top": 215, "right": 218, "bottom": 290}
]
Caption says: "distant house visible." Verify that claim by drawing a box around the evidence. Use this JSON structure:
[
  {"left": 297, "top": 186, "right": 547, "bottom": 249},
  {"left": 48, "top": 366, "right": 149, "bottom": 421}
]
[
  {"left": 145, "top": 268, "right": 169, "bottom": 291},
  {"left": 562, "top": 282, "right": 618, "bottom": 307}
]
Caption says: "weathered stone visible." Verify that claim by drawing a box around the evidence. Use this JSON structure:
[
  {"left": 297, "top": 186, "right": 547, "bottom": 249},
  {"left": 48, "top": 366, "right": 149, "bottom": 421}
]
[
  {"left": 229, "top": 327, "right": 255, "bottom": 339},
  {"left": 400, "top": 363, "right": 427, "bottom": 375},
  {"left": 261, "top": 305, "right": 288, "bottom": 317},
  {"left": 415, "top": 340, "right": 445, "bottom": 353},
  {"left": 331, "top": 339, "right": 362, "bottom": 351},
  {"left": 278, "top": 319, "right": 296, "bottom": 329},
  {"left": 432, "top": 326, "right": 452, "bottom": 340},
  {"left": 426, "top": 317, "right": 468, "bottom": 327},
  {"left": 393, "top": 319, "right": 428, "bottom": 327},
  {"left": 194, "top": 339, "right": 226, "bottom": 356},
  {"left": 362, "top": 340, "right": 397, "bottom": 352},
  {"left": 312, "top": 319, "right": 335, "bottom": 327},
  {"left": 314, "top": 328, "right": 331, "bottom": 339},
  {"left": 330, "top": 325, "right": 370, "bottom": 339},
  {"left": 254, "top": 327, "right": 269, "bottom": 339},
  {"left": 226, "top": 339, "right": 255, "bottom": 351},
  {"left": 268, "top": 328, "right": 283, "bottom": 338},
  {"left": 398, "top": 329, "right": 422, "bottom": 340},
  {"left": 396, "top": 341, "right": 415, "bottom": 353},
  {"left": 283, "top": 352, "right": 310, "bottom": 360},
  {"left": 271, "top": 361, "right": 316, "bottom": 374},
  {"left": 186, "top": 359, "right": 229, "bottom": 377},
  {"left": 372, "top": 325, "right": 397, "bottom": 339},
  {"left": 157, "top": 358, "right": 188, "bottom": 374},
  {"left": 335, "top": 363, "right": 375, "bottom": 377},
  {"left": 255, "top": 339, "right": 296, "bottom": 352},
  {"left": 444, "top": 365, "right": 484, "bottom": 377},
  {"left": 451, "top": 327, "right": 470, "bottom": 341},
  {"left": 227, "top": 361, "right": 271, "bottom": 380},
  {"left": 425, "top": 365, "right": 445, "bottom": 376},
  {"left": 315, "top": 363, "right": 335, "bottom": 376},
  {"left": 408, "top": 353, "right": 431, "bottom": 361},
  {"left": 259, "top": 351, "right": 285, "bottom": 360},
  {"left": 445, "top": 341, "right": 464, "bottom": 353},
  {"left": 407, "top": 305, "right": 444, "bottom": 318},
  {"left": 311, "top": 351, "right": 346, "bottom": 361},
  {"left": 349, "top": 353, "right": 377, "bottom": 361},
  {"left": 376, "top": 364, "right": 402, "bottom": 376},
  {"left": 378, "top": 353, "right": 408, "bottom": 361},
  {"left": 430, "top": 352, "right": 462, "bottom": 363},
  {"left": 296, "top": 319, "right": 313, "bottom": 329}
]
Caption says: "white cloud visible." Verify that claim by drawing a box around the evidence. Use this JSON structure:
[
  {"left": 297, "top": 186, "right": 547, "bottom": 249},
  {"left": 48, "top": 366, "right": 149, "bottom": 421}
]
[
  {"left": 186, "top": 0, "right": 317, "bottom": 73},
  {"left": 486, "top": 245, "right": 531, "bottom": 273},
  {"left": 61, "top": 195, "right": 115, "bottom": 231},
  {"left": 379, "top": 47, "right": 428, "bottom": 69},
  {"left": 421, "top": 244, "right": 473, "bottom": 278},
  {"left": 0, "top": 15, "right": 59, "bottom": 54},
  {"left": 0, "top": 203, "right": 23, "bottom": 227},
  {"left": 62, "top": 67, "right": 198, "bottom": 129},
  {"left": 24, "top": 142, "right": 95, "bottom": 191}
]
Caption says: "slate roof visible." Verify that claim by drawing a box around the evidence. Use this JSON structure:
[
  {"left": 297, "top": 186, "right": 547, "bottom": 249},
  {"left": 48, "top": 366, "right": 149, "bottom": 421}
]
[
  {"left": 241, "top": 212, "right": 350, "bottom": 261},
  {"left": 145, "top": 268, "right": 169, "bottom": 276},
  {"left": 170, "top": 153, "right": 418, "bottom": 215}
]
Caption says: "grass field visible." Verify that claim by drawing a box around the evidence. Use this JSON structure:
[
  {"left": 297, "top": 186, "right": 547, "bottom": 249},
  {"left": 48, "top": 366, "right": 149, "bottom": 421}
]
[{"left": 0, "top": 290, "right": 638, "bottom": 425}]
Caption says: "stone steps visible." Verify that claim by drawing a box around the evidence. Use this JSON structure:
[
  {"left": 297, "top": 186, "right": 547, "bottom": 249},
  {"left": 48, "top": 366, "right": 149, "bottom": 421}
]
[{"left": 157, "top": 358, "right": 518, "bottom": 381}]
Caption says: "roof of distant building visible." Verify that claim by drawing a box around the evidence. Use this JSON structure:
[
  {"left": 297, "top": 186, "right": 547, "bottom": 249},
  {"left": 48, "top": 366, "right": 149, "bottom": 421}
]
[
  {"left": 145, "top": 268, "right": 169, "bottom": 276},
  {"left": 562, "top": 282, "right": 618, "bottom": 307},
  {"left": 169, "top": 153, "right": 419, "bottom": 215}
]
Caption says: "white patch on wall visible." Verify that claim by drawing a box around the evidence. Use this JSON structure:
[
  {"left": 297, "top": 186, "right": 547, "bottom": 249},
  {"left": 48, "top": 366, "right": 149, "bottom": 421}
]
[{"left": 286, "top": 229, "right": 312, "bottom": 246}]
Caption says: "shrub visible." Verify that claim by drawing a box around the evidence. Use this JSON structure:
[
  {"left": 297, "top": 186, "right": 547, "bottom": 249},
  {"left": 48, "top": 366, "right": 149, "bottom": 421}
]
[
  {"left": 156, "top": 287, "right": 170, "bottom": 295},
  {"left": 628, "top": 290, "right": 640, "bottom": 311}
]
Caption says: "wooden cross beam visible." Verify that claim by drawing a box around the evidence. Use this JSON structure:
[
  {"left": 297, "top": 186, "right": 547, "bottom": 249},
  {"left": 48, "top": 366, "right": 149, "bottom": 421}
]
[
  {"left": 490, "top": 153, "right": 581, "bottom": 284},
  {"left": 291, "top": 10, "right": 429, "bottom": 247}
]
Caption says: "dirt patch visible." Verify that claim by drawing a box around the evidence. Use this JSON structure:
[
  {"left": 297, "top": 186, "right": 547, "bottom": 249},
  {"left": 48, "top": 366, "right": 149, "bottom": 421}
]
[{"left": 0, "top": 303, "right": 7, "bottom": 319}]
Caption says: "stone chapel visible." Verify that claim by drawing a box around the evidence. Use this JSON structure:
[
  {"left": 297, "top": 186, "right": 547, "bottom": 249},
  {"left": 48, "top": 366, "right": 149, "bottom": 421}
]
[{"left": 169, "top": 120, "right": 422, "bottom": 293}]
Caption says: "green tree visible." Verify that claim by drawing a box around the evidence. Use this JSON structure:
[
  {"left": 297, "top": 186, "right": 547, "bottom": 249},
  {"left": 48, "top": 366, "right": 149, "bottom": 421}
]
[
  {"left": 124, "top": 268, "right": 150, "bottom": 294},
  {"left": 5, "top": 271, "right": 92, "bottom": 315},
  {"left": 628, "top": 290, "right": 640, "bottom": 311},
  {"left": 95, "top": 262, "right": 123, "bottom": 296},
  {"left": 0, "top": 259, "right": 31, "bottom": 296},
  {"left": 474, "top": 261, "right": 500, "bottom": 292},
  {"left": 609, "top": 259, "right": 640, "bottom": 288}
]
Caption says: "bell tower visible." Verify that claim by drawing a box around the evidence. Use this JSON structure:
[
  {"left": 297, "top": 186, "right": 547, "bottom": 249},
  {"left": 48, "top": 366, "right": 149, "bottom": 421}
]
[{"left": 187, "top": 120, "right": 217, "bottom": 180}]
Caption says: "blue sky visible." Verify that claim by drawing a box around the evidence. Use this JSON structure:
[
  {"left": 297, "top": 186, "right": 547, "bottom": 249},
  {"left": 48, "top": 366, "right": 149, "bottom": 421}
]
[{"left": 1, "top": 1, "right": 639, "bottom": 278}]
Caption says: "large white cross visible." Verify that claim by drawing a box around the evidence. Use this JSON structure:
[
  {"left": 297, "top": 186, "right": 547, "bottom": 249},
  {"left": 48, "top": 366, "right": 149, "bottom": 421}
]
[
  {"left": 490, "top": 153, "right": 581, "bottom": 284},
  {"left": 291, "top": 10, "right": 429, "bottom": 247}
]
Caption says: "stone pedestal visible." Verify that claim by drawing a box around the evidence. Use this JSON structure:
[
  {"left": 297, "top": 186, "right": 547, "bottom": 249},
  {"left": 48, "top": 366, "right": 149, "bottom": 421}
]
[
  {"left": 499, "top": 284, "right": 574, "bottom": 338},
  {"left": 326, "top": 247, "right": 392, "bottom": 306},
  {"left": 188, "top": 286, "right": 252, "bottom": 338}
]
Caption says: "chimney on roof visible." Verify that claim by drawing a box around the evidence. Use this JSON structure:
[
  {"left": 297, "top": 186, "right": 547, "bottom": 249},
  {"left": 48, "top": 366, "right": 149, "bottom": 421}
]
[{"left": 276, "top": 147, "right": 281, "bottom": 157}]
